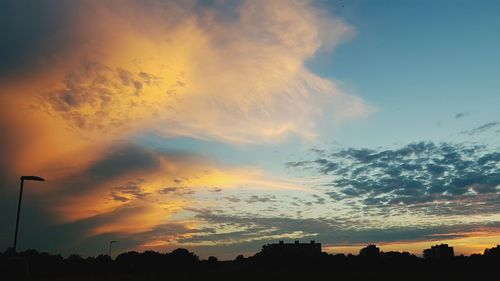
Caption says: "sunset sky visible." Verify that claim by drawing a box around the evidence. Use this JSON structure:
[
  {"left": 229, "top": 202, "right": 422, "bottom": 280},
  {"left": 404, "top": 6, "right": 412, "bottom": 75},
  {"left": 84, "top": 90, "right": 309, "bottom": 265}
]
[{"left": 1, "top": 0, "right": 499, "bottom": 259}]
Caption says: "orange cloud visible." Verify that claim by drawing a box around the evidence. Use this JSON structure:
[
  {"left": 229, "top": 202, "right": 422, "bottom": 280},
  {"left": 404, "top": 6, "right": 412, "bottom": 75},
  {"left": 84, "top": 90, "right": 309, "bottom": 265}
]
[
  {"left": 18, "top": 141, "right": 309, "bottom": 238},
  {"left": 26, "top": 0, "right": 370, "bottom": 144}
]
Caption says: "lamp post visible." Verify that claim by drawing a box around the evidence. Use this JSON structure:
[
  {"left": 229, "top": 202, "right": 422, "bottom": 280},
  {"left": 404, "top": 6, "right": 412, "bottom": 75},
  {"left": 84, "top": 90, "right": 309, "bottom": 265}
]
[
  {"left": 109, "top": 240, "right": 117, "bottom": 258},
  {"left": 13, "top": 176, "right": 45, "bottom": 252}
]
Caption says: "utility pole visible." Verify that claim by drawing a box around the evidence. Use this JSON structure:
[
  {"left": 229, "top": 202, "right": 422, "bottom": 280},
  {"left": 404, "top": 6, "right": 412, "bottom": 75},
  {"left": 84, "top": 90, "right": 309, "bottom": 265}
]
[
  {"left": 109, "top": 240, "right": 117, "bottom": 258},
  {"left": 13, "top": 176, "right": 45, "bottom": 252}
]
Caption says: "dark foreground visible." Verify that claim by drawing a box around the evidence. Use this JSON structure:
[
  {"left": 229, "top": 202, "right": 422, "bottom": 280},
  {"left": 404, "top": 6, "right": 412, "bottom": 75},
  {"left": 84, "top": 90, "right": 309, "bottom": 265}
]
[{"left": 2, "top": 248, "right": 500, "bottom": 281}]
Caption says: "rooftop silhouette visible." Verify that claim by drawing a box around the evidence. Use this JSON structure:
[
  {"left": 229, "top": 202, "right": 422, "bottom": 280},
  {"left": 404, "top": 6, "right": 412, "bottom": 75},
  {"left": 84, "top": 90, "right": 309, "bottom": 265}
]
[
  {"left": 260, "top": 240, "right": 322, "bottom": 257},
  {"left": 359, "top": 244, "right": 380, "bottom": 257},
  {"left": 423, "top": 244, "right": 454, "bottom": 260},
  {"left": 483, "top": 245, "right": 500, "bottom": 257}
]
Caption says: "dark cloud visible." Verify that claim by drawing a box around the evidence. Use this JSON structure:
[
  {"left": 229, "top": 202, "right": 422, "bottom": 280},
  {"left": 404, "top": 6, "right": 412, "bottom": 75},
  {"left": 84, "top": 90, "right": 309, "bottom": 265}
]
[
  {"left": 289, "top": 141, "right": 500, "bottom": 216},
  {"left": 188, "top": 209, "right": 345, "bottom": 242},
  {"left": 309, "top": 148, "right": 326, "bottom": 156},
  {"left": 246, "top": 195, "right": 276, "bottom": 204},
  {"left": 52, "top": 142, "right": 202, "bottom": 199},
  {"left": 285, "top": 160, "right": 311, "bottom": 168},
  {"left": 0, "top": 0, "right": 83, "bottom": 78},
  {"left": 8, "top": 204, "right": 201, "bottom": 257},
  {"left": 314, "top": 158, "right": 339, "bottom": 174},
  {"left": 311, "top": 194, "right": 326, "bottom": 205},
  {"left": 41, "top": 142, "right": 164, "bottom": 201},
  {"left": 158, "top": 187, "right": 180, "bottom": 194},
  {"left": 158, "top": 186, "right": 195, "bottom": 196},
  {"left": 0, "top": 141, "right": 204, "bottom": 254},
  {"left": 224, "top": 196, "right": 241, "bottom": 203},
  {"left": 460, "top": 121, "right": 499, "bottom": 135},
  {"left": 87, "top": 144, "right": 160, "bottom": 180},
  {"left": 110, "top": 180, "right": 150, "bottom": 202},
  {"left": 455, "top": 112, "right": 469, "bottom": 119}
]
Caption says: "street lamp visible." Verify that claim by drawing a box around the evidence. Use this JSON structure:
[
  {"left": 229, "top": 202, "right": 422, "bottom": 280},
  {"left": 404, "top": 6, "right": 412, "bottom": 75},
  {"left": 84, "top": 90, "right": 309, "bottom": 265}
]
[
  {"left": 13, "top": 175, "right": 45, "bottom": 252},
  {"left": 109, "top": 240, "right": 117, "bottom": 258}
]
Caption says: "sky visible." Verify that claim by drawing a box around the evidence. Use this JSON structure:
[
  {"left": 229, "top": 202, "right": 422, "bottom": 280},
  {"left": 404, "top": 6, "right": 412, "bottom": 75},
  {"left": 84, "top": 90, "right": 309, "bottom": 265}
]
[{"left": 0, "top": 0, "right": 499, "bottom": 259}]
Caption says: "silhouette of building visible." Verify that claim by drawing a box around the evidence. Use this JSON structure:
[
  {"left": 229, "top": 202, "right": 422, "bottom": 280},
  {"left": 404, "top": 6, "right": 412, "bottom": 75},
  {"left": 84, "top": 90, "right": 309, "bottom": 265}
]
[
  {"left": 359, "top": 244, "right": 380, "bottom": 257},
  {"left": 423, "top": 244, "right": 454, "bottom": 259},
  {"left": 483, "top": 245, "right": 500, "bottom": 257},
  {"left": 261, "top": 240, "right": 322, "bottom": 257}
]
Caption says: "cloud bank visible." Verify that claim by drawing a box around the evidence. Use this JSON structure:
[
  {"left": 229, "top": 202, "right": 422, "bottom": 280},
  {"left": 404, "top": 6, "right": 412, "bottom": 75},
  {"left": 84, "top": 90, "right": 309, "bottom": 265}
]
[
  {"left": 287, "top": 141, "right": 500, "bottom": 218},
  {"left": 3, "top": 0, "right": 370, "bottom": 144}
]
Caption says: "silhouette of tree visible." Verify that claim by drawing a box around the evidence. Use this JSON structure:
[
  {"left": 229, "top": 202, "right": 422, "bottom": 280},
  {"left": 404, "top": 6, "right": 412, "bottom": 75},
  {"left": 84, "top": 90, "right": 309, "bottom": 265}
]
[{"left": 2, "top": 243, "right": 500, "bottom": 281}]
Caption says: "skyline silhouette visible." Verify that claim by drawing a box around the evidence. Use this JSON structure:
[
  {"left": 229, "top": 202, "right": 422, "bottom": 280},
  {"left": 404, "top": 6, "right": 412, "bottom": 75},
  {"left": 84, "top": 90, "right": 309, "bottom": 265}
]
[
  {"left": 4, "top": 240, "right": 500, "bottom": 261},
  {"left": 3, "top": 241, "right": 500, "bottom": 280}
]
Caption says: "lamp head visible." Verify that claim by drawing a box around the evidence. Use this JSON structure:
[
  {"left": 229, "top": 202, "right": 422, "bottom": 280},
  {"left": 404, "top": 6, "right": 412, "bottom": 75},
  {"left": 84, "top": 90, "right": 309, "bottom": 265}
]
[{"left": 21, "top": 176, "right": 45, "bottom": 181}]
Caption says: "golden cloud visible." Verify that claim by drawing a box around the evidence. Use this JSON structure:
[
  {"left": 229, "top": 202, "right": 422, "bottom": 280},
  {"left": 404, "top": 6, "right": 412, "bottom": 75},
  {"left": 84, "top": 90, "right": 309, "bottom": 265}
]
[{"left": 29, "top": 0, "right": 371, "bottom": 144}]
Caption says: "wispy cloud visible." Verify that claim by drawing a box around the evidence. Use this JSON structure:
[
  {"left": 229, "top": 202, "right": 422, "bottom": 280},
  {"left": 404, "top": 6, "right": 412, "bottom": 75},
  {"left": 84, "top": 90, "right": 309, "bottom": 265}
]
[
  {"left": 8, "top": 0, "right": 371, "bottom": 145},
  {"left": 131, "top": 209, "right": 500, "bottom": 257},
  {"left": 455, "top": 112, "right": 469, "bottom": 119},
  {"left": 460, "top": 121, "right": 499, "bottom": 135}
]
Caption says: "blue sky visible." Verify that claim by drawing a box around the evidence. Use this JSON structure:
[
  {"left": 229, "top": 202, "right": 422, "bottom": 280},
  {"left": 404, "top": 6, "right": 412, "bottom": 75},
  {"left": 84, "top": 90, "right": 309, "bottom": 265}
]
[
  {"left": 134, "top": 0, "right": 500, "bottom": 172},
  {"left": 311, "top": 0, "right": 500, "bottom": 147},
  {"left": 0, "top": 0, "right": 499, "bottom": 259}
]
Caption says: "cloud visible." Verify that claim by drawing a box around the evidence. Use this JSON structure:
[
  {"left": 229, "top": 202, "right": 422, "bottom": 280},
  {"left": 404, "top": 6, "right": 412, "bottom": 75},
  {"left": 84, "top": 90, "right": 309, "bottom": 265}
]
[
  {"left": 86, "top": 145, "right": 161, "bottom": 180},
  {"left": 132, "top": 209, "right": 500, "bottom": 257},
  {"left": 1, "top": 0, "right": 370, "bottom": 145},
  {"left": 460, "top": 121, "right": 499, "bottom": 135},
  {"left": 455, "top": 112, "right": 469, "bottom": 119},
  {"left": 0, "top": 137, "right": 313, "bottom": 253},
  {"left": 287, "top": 141, "right": 500, "bottom": 217},
  {"left": 45, "top": 142, "right": 304, "bottom": 221},
  {"left": 0, "top": 1, "right": 84, "bottom": 77},
  {"left": 158, "top": 187, "right": 181, "bottom": 194},
  {"left": 285, "top": 161, "right": 312, "bottom": 168},
  {"left": 40, "top": 62, "right": 164, "bottom": 133},
  {"left": 110, "top": 180, "right": 150, "bottom": 203},
  {"left": 246, "top": 195, "right": 276, "bottom": 204}
]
